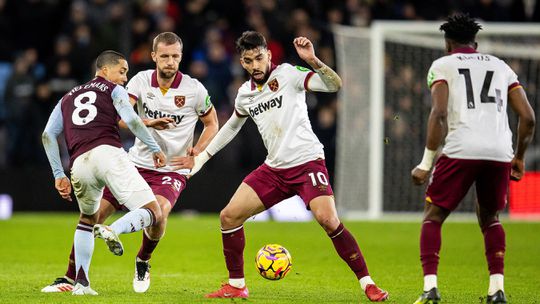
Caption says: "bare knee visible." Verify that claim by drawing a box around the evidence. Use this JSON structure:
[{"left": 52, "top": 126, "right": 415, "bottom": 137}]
[
  {"left": 80, "top": 212, "right": 99, "bottom": 225},
  {"left": 144, "top": 202, "right": 163, "bottom": 225},
  {"left": 220, "top": 207, "right": 245, "bottom": 229},
  {"left": 423, "top": 203, "right": 450, "bottom": 224},
  {"left": 315, "top": 213, "right": 340, "bottom": 234}
]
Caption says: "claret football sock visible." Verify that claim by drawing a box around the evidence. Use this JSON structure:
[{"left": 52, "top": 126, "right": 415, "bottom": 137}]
[
  {"left": 328, "top": 223, "right": 369, "bottom": 279},
  {"left": 110, "top": 208, "right": 154, "bottom": 235},
  {"left": 137, "top": 229, "right": 160, "bottom": 261},
  {"left": 420, "top": 220, "right": 442, "bottom": 276},
  {"left": 483, "top": 221, "right": 505, "bottom": 275},
  {"left": 221, "top": 225, "right": 245, "bottom": 279}
]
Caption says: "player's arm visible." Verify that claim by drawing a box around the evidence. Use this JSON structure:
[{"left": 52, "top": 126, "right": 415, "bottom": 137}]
[
  {"left": 189, "top": 107, "right": 219, "bottom": 156},
  {"left": 41, "top": 102, "right": 72, "bottom": 202},
  {"left": 112, "top": 85, "right": 167, "bottom": 168},
  {"left": 171, "top": 112, "right": 247, "bottom": 175},
  {"left": 412, "top": 81, "right": 449, "bottom": 185},
  {"left": 293, "top": 36, "right": 342, "bottom": 92},
  {"left": 117, "top": 97, "right": 174, "bottom": 130},
  {"left": 508, "top": 86, "right": 535, "bottom": 181}
]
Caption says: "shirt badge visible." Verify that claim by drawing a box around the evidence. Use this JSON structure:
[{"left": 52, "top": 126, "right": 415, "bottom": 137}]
[
  {"left": 174, "top": 95, "right": 186, "bottom": 107},
  {"left": 268, "top": 78, "right": 279, "bottom": 92}
]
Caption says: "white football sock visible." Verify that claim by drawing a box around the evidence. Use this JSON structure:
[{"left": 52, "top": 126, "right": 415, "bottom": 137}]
[
  {"left": 229, "top": 278, "right": 245, "bottom": 288},
  {"left": 110, "top": 208, "right": 153, "bottom": 235},
  {"left": 359, "top": 276, "right": 375, "bottom": 291},
  {"left": 488, "top": 274, "right": 504, "bottom": 295},
  {"left": 423, "top": 274, "right": 438, "bottom": 291},
  {"left": 74, "top": 223, "right": 94, "bottom": 284}
]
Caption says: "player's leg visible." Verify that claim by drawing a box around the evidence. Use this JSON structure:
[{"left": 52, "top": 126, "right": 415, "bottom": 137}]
[
  {"left": 41, "top": 198, "right": 117, "bottom": 293},
  {"left": 68, "top": 158, "right": 105, "bottom": 296},
  {"left": 309, "top": 195, "right": 388, "bottom": 302},
  {"left": 205, "top": 182, "right": 267, "bottom": 298},
  {"left": 92, "top": 147, "right": 163, "bottom": 255},
  {"left": 133, "top": 194, "right": 171, "bottom": 293},
  {"left": 133, "top": 170, "right": 186, "bottom": 290},
  {"left": 476, "top": 160, "right": 511, "bottom": 303},
  {"left": 414, "top": 157, "right": 477, "bottom": 304}
]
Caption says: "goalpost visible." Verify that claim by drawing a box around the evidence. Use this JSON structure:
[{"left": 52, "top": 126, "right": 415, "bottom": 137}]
[{"left": 333, "top": 21, "right": 540, "bottom": 219}]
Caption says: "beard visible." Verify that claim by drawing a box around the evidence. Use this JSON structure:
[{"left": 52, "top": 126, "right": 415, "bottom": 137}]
[
  {"left": 158, "top": 68, "right": 177, "bottom": 80},
  {"left": 251, "top": 70, "right": 269, "bottom": 85}
]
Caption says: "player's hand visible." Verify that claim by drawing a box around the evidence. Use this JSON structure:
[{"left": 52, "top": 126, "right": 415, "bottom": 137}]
[
  {"left": 152, "top": 151, "right": 167, "bottom": 168},
  {"left": 411, "top": 167, "right": 430, "bottom": 185},
  {"left": 144, "top": 117, "right": 175, "bottom": 130},
  {"left": 170, "top": 155, "right": 194, "bottom": 171},
  {"left": 55, "top": 177, "right": 72, "bottom": 202},
  {"left": 293, "top": 37, "right": 316, "bottom": 62},
  {"left": 187, "top": 146, "right": 201, "bottom": 157},
  {"left": 510, "top": 157, "right": 525, "bottom": 181}
]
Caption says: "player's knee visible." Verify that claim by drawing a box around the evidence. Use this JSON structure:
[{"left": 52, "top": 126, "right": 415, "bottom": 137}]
[
  {"left": 148, "top": 203, "right": 163, "bottom": 224},
  {"left": 79, "top": 212, "right": 99, "bottom": 225},
  {"left": 220, "top": 207, "right": 243, "bottom": 227},
  {"left": 315, "top": 213, "right": 340, "bottom": 233}
]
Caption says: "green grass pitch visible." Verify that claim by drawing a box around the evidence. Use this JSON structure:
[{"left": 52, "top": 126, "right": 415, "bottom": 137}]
[{"left": 0, "top": 213, "right": 539, "bottom": 303}]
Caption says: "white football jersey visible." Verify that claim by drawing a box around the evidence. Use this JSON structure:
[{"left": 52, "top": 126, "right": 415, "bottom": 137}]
[
  {"left": 427, "top": 47, "right": 520, "bottom": 162},
  {"left": 126, "top": 70, "right": 213, "bottom": 174},
  {"left": 235, "top": 63, "right": 324, "bottom": 168}
]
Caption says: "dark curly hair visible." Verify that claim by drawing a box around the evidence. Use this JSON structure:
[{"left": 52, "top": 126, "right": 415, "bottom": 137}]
[
  {"left": 235, "top": 31, "right": 267, "bottom": 54},
  {"left": 440, "top": 13, "right": 482, "bottom": 44}
]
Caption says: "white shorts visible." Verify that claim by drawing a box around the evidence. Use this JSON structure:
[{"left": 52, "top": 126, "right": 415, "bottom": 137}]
[{"left": 70, "top": 145, "right": 156, "bottom": 215}]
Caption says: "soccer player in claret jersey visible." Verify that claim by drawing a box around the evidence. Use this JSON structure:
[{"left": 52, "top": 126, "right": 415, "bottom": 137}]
[
  {"left": 41, "top": 32, "right": 218, "bottom": 293},
  {"left": 411, "top": 14, "right": 535, "bottom": 304},
  {"left": 42, "top": 51, "right": 168, "bottom": 295},
  {"left": 173, "top": 31, "right": 389, "bottom": 302}
]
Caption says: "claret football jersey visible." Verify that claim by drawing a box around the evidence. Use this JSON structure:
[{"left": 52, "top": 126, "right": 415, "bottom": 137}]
[
  {"left": 126, "top": 70, "right": 213, "bottom": 174},
  {"left": 427, "top": 47, "right": 521, "bottom": 162},
  {"left": 235, "top": 63, "right": 325, "bottom": 168}
]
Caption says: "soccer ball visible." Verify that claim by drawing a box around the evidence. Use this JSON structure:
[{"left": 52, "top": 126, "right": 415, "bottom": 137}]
[{"left": 255, "top": 244, "right": 292, "bottom": 280}]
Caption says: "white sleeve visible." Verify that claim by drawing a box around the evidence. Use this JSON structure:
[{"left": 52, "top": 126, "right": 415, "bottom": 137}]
[
  {"left": 206, "top": 112, "right": 247, "bottom": 156},
  {"left": 427, "top": 60, "right": 447, "bottom": 88},
  {"left": 307, "top": 73, "right": 337, "bottom": 92},
  {"left": 190, "top": 112, "right": 248, "bottom": 176},
  {"left": 125, "top": 73, "right": 142, "bottom": 101},
  {"left": 288, "top": 64, "right": 316, "bottom": 91},
  {"left": 195, "top": 81, "right": 214, "bottom": 116},
  {"left": 505, "top": 62, "right": 520, "bottom": 89}
]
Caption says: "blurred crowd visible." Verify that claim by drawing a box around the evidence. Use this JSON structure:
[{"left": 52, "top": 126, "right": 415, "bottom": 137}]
[{"left": 1, "top": 0, "right": 540, "bottom": 177}]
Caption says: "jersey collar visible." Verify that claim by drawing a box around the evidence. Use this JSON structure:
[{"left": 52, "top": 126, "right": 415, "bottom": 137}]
[
  {"left": 151, "top": 70, "right": 183, "bottom": 89},
  {"left": 450, "top": 47, "right": 477, "bottom": 54},
  {"left": 250, "top": 62, "right": 277, "bottom": 91}
]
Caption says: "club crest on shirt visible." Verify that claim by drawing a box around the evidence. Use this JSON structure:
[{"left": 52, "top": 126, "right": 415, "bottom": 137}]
[
  {"left": 268, "top": 78, "right": 279, "bottom": 92},
  {"left": 174, "top": 95, "right": 185, "bottom": 107}
]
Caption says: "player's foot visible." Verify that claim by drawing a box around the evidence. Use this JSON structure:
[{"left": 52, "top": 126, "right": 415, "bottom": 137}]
[
  {"left": 486, "top": 290, "right": 507, "bottom": 304},
  {"left": 413, "top": 287, "right": 441, "bottom": 304},
  {"left": 41, "top": 277, "right": 74, "bottom": 293},
  {"left": 205, "top": 283, "right": 249, "bottom": 298},
  {"left": 93, "top": 224, "right": 123, "bottom": 256},
  {"left": 133, "top": 257, "right": 151, "bottom": 293},
  {"left": 365, "top": 284, "right": 389, "bottom": 302},
  {"left": 71, "top": 283, "right": 98, "bottom": 295}
]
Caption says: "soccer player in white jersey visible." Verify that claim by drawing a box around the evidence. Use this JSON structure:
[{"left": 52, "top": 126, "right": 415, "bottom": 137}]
[
  {"left": 411, "top": 14, "right": 535, "bottom": 304},
  {"left": 41, "top": 32, "right": 218, "bottom": 293},
  {"left": 173, "top": 31, "right": 389, "bottom": 302}
]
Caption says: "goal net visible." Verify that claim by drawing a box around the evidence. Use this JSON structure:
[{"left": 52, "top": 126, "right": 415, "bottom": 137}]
[{"left": 333, "top": 21, "right": 540, "bottom": 219}]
